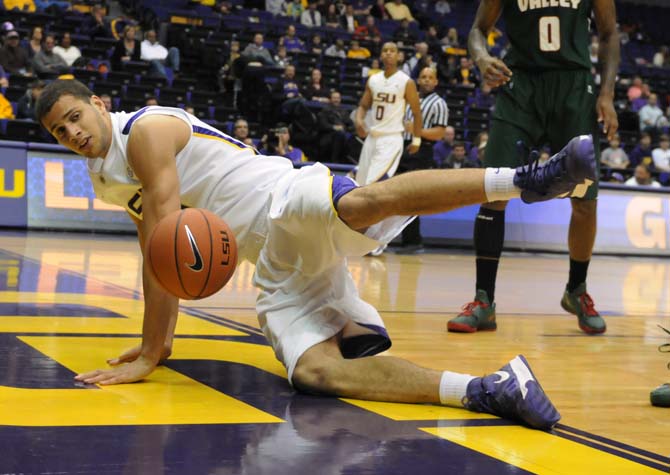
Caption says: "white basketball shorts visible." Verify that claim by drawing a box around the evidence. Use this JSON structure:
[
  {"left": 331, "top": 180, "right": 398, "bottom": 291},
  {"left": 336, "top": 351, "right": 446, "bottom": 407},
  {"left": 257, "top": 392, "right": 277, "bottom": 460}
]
[
  {"left": 355, "top": 133, "right": 404, "bottom": 185},
  {"left": 253, "top": 163, "right": 413, "bottom": 382}
]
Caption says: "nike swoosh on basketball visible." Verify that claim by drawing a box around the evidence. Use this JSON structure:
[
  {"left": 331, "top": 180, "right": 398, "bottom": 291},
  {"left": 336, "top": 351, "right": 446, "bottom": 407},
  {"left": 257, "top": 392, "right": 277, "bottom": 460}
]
[{"left": 184, "top": 225, "right": 203, "bottom": 272}]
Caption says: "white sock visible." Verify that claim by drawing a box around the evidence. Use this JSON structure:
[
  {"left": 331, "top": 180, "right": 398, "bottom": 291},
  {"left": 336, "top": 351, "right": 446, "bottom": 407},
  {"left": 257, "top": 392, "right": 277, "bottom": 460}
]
[
  {"left": 484, "top": 168, "right": 521, "bottom": 202},
  {"left": 439, "top": 371, "right": 476, "bottom": 407}
]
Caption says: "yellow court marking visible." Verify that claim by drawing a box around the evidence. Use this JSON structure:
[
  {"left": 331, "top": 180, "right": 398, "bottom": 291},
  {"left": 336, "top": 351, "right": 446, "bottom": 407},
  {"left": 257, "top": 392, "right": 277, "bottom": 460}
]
[
  {"left": 0, "top": 337, "right": 287, "bottom": 426},
  {"left": 422, "top": 426, "right": 664, "bottom": 475},
  {"left": 0, "top": 292, "right": 245, "bottom": 336},
  {"left": 342, "top": 398, "right": 497, "bottom": 421}
]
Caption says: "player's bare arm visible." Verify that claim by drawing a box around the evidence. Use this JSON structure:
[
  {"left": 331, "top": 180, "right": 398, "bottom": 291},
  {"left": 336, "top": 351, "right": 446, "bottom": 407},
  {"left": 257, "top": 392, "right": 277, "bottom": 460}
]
[
  {"left": 468, "top": 0, "right": 512, "bottom": 88},
  {"left": 75, "top": 116, "right": 190, "bottom": 385},
  {"left": 355, "top": 83, "right": 373, "bottom": 138},
  {"left": 404, "top": 80, "right": 423, "bottom": 154},
  {"left": 594, "top": 0, "right": 621, "bottom": 141},
  {"left": 106, "top": 213, "right": 176, "bottom": 367}
]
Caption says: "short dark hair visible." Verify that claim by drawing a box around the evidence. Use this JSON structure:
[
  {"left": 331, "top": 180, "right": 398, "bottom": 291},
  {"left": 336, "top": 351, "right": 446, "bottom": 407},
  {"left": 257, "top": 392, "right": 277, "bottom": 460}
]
[
  {"left": 35, "top": 79, "right": 94, "bottom": 123},
  {"left": 453, "top": 141, "right": 466, "bottom": 149}
]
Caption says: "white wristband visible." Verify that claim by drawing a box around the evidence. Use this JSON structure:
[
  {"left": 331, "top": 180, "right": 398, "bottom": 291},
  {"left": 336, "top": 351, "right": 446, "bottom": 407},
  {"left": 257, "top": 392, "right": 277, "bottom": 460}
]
[{"left": 412, "top": 136, "right": 421, "bottom": 147}]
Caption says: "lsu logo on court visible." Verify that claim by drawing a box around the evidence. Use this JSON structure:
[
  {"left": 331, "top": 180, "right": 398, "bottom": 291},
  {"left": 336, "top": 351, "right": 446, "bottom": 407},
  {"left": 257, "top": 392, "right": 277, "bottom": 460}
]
[{"left": 0, "top": 167, "right": 26, "bottom": 198}]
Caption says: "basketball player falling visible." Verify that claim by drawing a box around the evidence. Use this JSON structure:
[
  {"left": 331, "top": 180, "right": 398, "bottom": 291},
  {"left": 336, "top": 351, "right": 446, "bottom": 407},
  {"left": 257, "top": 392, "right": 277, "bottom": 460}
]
[{"left": 37, "top": 78, "right": 597, "bottom": 430}]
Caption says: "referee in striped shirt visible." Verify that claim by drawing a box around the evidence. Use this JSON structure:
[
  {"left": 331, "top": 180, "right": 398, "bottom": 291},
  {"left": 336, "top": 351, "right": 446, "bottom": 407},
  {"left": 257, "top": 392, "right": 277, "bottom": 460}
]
[{"left": 396, "top": 67, "right": 449, "bottom": 254}]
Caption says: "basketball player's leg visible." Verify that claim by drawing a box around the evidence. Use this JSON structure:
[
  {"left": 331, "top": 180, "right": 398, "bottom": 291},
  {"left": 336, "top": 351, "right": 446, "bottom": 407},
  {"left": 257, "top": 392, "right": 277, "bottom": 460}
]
[
  {"left": 446, "top": 118, "right": 532, "bottom": 332},
  {"left": 291, "top": 322, "right": 561, "bottom": 430},
  {"left": 355, "top": 135, "right": 404, "bottom": 185},
  {"left": 550, "top": 70, "right": 605, "bottom": 334}
]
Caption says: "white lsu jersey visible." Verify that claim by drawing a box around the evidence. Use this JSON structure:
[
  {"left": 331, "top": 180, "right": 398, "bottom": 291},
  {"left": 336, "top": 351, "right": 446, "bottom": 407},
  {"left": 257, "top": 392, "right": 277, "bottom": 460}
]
[
  {"left": 87, "top": 106, "right": 296, "bottom": 262},
  {"left": 367, "top": 70, "right": 410, "bottom": 136}
]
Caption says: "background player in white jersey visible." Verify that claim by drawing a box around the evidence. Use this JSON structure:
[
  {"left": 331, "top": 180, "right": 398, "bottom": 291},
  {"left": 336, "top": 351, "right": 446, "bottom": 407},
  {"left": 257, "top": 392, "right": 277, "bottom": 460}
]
[
  {"left": 354, "top": 42, "right": 422, "bottom": 186},
  {"left": 35, "top": 79, "right": 597, "bottom": 430}
]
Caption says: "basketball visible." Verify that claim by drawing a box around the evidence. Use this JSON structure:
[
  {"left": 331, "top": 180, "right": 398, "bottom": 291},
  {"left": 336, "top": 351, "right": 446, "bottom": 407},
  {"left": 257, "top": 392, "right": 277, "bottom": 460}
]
[{"left": 146, "top": 208, "right": 238, "bottom": 300}]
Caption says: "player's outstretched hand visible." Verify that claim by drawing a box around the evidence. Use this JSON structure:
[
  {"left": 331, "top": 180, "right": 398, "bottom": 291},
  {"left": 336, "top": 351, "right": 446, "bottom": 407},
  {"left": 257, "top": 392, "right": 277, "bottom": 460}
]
[
  {"left": 75, "top": 356, "right": 157, "bottom": 385},
  {"left": 476, "top": 57, "right": 512, "bottom": 88},
  {"left": 596, "top": 95, "right": 619, "bottom": 141},
  {"left": 107, "top": 344, "right": 172, "bottom": 366}
]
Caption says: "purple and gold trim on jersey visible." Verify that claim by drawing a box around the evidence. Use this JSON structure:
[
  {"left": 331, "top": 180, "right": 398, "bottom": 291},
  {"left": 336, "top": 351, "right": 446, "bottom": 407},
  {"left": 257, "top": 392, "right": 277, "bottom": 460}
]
[
  {"left": 192, "top": 125, "right": 258, "bottom": 154},
  {"left": 331, "top": 174, "right": 358, "bottom": 213},
  {"left": 121, "top": 107, "right": 150, "bottom": 135}
]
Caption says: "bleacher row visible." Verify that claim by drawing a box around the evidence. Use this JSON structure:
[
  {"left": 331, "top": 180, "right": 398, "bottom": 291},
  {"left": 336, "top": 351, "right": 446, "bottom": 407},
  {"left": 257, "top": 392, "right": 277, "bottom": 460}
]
[{"left": 3, "top": 0, "right": 670, "bottom": 156}]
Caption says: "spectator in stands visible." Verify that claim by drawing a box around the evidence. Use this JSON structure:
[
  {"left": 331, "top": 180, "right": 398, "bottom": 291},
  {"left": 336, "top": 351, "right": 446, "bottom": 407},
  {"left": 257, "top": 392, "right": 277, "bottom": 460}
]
[
  {"left": 266, "top": 0, "right": 287, "bottom": 16},
  {"left": 393, "top": 19, "right": 416, "bottom": 45},
  {"left": 354, "top": 16, "right": 381, "bottom": 42},
  {"left": 141, "top": 29, "right": 181, "bottom": 79},
  {"left": 53, "top": 32, "right": 82, "bottom": 67},
  {"left": 100, "top": 93, "right": 113, "bottom": 112},
  {"left": 385, "top": 0, "right": 415, "bottom": 22},
  {"left": 281, "top": 64, "right": 301, "bottom": 100},
  {"left": 301, "top": 1, "right": 323, "bottom": 28},
  {"left": 317, "top": 90, "right": 353, "bottom": 163},
  {"left": 450, "top": 56, "right": 479, "bottom": 88},
  {"left": 16, "top": 79, "right": 44, "bottom": 119},
  {"left": 631, "top": 83, "right": 650, "bottom": 112},
  {"left": 652, "top": 134, "right": 670, "bottom": 172},
  {"left": 441, "top": 29, "right": 460, "bottom": 52},
  {"left": 145, "top": 96, "right": 159, "bottom": 106},
  {"left": 286, "top": 0, "right": 304, "bottom": 21},
  {"left": 0, "top": 30, "right": 31, "bottom": 76},
  {"left": 220, "top": 40, "right": 241, "bottom": 93},
  {"left": 433, "top": 125, "right": 455, "bottom": 167},
  {"left": 626, "top": 164, "right": 661, "bottom": 187},
  {"left": 0, "top": 65, "right": 8, "bottom": 88},
  {"left": 325, "top": 38, "right": 347, "bottom": 59},
  {"left": 441, "top": 141, "right": 475, "bottom": 168},
  {"left": 183, "top": 105, "right": 195, "bottom": 115},
  {"left": 370, "top": 0, "right": 389, "bottom": 20},
  {"left": 0, "top": 89, "right": 15, "bottom": 119},
  {"left": 302, "top": 68, "right": 330, "bottom": 103},
  {"left": 340, "top": 4, "right": 357, "bottom": 33},
  {"left": 111, "top": 25, "right": 141, "bottom": 71},
  {"left": 435, "top": 0, "right": 451, "bottom": 15},
  {"left": 653, "top": 46, "right": 670, "bottom": 68},
  {"left": 309, "top": 34, "right": 324, "bottom": 55},
  {"left": 83, "top": 4, "right": 113, "bottom": 40},
  {"left": 24, "top": 26, "right": 43, "bottom": 59},
  {"left": 214, "top": 1, "right": 232, "bottom": 15},
  {"left": 324, "top": 3, "right": 341, "bottom": 28},
  {"left": 242, "top": 33, "right": 276, "bottom": 66},
  {"left": 638, "top": 93, "right": 668, "bottom": 137},
  {"left": 627, "top": 76, "right": 643, "bottom": 102},
  {"left": 233, "top": 118, "right": 255, "bottom": 146},
  {"left": 363, "top": 58, "right": 382, "bottom": 77},
  {"left": 261, "top": 123, "right": 306, "bottom": 163},
  {"left": 425, "top": 25, "right": 444, "bottom": 58},
  {"left": 347, "top": 40, "right": 371, "bottom": 60},
  {"left": 280, "top": 25, "right": 305, "bottom": 53},
  {"left": 32, "top": 34, "right": 69, "bottom": 76},
  {"left": 274, "top": 45, "right": 290, "bottom": 68},
  {"left": 468, "top": 131, "right": 488, "bottom": 166},
  {"left": 402, "top": 42, "right": 429, "bottom": 78},
  {"left": 629, "top": 132, "right": 654, "bottom": 168},
  {"left": 600, "top": 134, "right": 630, "bottom": 170}
]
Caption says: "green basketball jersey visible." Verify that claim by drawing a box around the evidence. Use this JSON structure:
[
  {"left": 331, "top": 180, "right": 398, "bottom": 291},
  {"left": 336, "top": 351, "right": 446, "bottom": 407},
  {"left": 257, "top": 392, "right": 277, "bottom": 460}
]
[{"left": 501, "top": 0, "right": 593, "bottom": 71}]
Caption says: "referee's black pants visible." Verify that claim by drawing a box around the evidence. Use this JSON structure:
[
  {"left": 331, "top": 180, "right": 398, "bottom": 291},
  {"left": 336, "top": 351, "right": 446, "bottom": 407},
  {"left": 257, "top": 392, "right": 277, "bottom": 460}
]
[{"left": 397, "top": 141, "right": 435, "bottom": 247}]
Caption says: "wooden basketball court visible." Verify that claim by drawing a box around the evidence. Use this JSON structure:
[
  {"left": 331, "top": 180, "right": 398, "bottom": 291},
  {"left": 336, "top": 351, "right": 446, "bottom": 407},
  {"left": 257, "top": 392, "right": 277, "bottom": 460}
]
[{"left": 0, "top": 230, "right": 667, "bottom": 474}]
